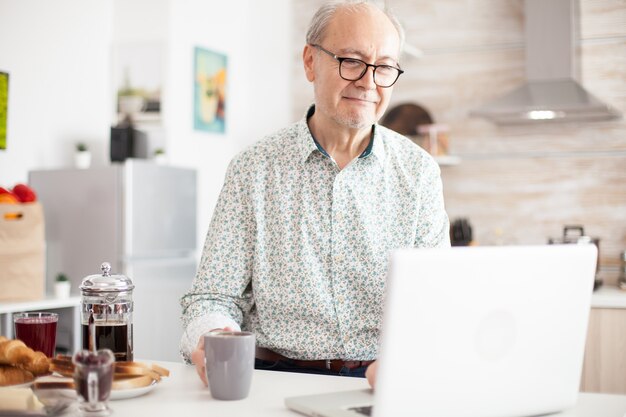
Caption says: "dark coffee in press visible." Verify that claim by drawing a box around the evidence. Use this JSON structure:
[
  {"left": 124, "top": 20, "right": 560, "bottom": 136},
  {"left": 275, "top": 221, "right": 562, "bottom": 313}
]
[
  {"left": 79, "top": 262, "right": 135, "bottom": 363},
  {"left": 81, "top": 322, "right": 133, "bottom": 362}
]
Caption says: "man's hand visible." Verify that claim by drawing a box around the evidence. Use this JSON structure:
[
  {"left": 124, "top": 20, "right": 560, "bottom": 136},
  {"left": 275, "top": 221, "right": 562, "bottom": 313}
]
[
  {"left": 365, "top": 361, "right": 378, "bottom": 389},
  {"left": 191, "top": 327, "right": 234, "bottom": 386}
]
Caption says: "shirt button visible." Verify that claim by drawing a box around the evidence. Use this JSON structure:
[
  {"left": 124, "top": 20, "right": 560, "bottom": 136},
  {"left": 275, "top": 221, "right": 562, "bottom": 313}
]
[
  {"left": 337, "top": 296, "right": 345, "bottom": 303},
  {"left": 335, "top": 213, "right": 343, "bottom": 221},
  {"left": 334, "top": 254, "right": 344, "bottom": 263}
]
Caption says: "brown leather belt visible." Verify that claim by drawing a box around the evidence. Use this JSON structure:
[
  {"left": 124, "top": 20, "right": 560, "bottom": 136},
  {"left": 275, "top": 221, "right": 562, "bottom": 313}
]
[{"left": 255, "top": 347, "right": 374, "bottom": 373}]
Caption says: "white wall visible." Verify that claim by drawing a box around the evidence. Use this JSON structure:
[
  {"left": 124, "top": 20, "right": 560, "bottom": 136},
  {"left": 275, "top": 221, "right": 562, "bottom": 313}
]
[
  {"left": 167, "top": 0, "right": 292, "bottom": 251},
  {"left": 0, "top": 0, "right": 113, "bottom": 184},
  {"left": 0, "top": 0, "right": 293, "bottom": 255}
]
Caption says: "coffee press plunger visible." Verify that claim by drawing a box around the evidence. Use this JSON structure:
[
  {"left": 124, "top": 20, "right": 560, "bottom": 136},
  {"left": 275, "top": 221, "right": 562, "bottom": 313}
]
[{"left": 79, "top": 262, "right": 135, "bottom": 361}]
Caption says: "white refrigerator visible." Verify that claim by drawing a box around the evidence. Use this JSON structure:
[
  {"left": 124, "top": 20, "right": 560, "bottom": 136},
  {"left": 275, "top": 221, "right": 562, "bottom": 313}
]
[{"left": 30, "top": 159, "right": 197, "bottom": 361}]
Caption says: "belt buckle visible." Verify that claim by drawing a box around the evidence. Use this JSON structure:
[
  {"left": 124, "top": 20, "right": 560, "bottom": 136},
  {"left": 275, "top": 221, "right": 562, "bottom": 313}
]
[{"left": 325, "top": 359, "right": 332, "bottom": 370}]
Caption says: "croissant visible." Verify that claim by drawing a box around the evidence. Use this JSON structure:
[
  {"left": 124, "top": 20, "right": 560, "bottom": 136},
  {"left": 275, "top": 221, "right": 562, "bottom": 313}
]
[
  {"left": 0, "top": 365, "right": 34, "bottom": 386},
  {"left": 0, "top": 338, "right": 50, "bottom": 376}
]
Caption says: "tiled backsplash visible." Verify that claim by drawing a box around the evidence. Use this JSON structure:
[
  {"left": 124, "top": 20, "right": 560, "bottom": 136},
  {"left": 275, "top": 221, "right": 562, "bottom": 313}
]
[{"left": 291, "top": 0, "right": 626, "bottom": 285}]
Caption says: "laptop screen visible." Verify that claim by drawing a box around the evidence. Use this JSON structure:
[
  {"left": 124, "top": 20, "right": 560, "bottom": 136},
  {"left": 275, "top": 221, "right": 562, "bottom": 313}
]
[{"left": 374, "top": 245, "right": 596, "bottom": 417}]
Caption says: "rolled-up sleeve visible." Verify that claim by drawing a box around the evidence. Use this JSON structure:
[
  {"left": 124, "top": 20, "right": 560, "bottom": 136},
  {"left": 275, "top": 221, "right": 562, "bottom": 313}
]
[{"left": 179, "top": 158, "right": 255, "bottom": 361}]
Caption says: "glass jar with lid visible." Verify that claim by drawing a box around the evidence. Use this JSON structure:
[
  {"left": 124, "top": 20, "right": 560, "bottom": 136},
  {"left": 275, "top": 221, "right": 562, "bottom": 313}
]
[{"left": 80, "top": 262, "right": 134, "bottom": 361}]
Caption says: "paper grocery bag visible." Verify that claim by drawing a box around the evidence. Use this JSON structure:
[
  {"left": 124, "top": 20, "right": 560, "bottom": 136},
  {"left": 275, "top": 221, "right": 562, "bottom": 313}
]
[{"left": 0, "top": 202, "right": 45, "bottom": 301}]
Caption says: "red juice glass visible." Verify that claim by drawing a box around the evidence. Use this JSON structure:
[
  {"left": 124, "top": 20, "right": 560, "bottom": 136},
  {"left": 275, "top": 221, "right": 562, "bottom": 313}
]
[{"left": 13, "top": 312, "right": 58, "bottom": 357}]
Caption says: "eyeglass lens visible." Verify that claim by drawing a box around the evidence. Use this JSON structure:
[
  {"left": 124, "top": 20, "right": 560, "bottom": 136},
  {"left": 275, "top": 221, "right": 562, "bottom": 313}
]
[{"left": 339, "top": 59, "right": 400, "bottom": 87}]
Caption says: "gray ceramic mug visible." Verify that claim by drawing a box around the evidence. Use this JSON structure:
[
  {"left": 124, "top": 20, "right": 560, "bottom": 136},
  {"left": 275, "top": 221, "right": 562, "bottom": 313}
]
[{"left": 204, "top": 331, "right": 255, "bottom": 400}]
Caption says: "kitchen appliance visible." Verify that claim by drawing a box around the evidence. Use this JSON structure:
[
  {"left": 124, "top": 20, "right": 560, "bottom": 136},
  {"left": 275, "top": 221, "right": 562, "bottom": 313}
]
[
  {"left": 450, "top": 218, "right": 473, "bottom": 246},
  {"left": 471, "top": 0, "right": 621, "bottom": 124},
  {"left": 548, "top": 225, "right": 602, "bottom": 290},
  {"left": 110, "top": 123, "right": 134, "bottom": 162},
  {"left": 80, "top": 262, "right": 134, "bottom": 361},
  {"left": 29, "top": 159, "right": 197, "bottom": 361},
  {"left": 111, "top": 121, "right": 165, "bottom": 162}
]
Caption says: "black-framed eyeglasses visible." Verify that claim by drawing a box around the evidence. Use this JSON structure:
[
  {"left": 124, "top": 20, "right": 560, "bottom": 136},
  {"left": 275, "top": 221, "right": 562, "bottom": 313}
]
[{"left": 311, "top": 44, "right": 404, "bottom": 88}]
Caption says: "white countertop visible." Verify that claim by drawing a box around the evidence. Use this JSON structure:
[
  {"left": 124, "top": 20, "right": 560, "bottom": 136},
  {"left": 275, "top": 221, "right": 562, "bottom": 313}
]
[
  {"left": 65, "top": 361, "right": 624, "bottom": 417},
  {"left": 591, "top": 285, "right": 626, "bottom": 309},
  {"left": 79, "top": 361, "right": 368, "bottom": 416}
]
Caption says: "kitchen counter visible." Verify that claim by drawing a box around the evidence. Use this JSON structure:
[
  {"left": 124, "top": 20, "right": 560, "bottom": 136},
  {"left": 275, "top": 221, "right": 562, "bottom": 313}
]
[
  {"left": 0, "top": 296, "right": 80, "bottom": 314},
  {"left": 53, "top": 361, "right": 626, "bottom": 417},
  {"left": 591, "top": 285, "right": 626, "bottom": 309}
]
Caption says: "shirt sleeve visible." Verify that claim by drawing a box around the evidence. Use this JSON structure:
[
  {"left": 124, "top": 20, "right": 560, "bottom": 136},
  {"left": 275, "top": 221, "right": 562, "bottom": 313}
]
[
  {"left": 179, "top": 313, "right": 241, "bottom": 363},
  {"left": 415, "top": 155, "right": 451, "bottom": 248},
  {"left": 179, "top": 157, "right": 255, "bottom": 362}
]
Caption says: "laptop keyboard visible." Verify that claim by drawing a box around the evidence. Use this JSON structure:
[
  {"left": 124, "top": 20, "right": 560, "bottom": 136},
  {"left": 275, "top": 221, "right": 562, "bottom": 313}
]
[{"left": 348, "top": 406, "right": 373, "bottom": 416}]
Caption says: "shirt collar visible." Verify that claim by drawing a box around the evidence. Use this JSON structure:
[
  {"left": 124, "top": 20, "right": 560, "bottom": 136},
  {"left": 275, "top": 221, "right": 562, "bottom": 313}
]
[
  {"left": 369, "top": 124, "right": 386, "bottom": 167},
  {"left": 296, "top": 104, "right": 386, "bottom": 167},
  {"left": 295, "top": 106, "right": 320, "bottom": 163}
]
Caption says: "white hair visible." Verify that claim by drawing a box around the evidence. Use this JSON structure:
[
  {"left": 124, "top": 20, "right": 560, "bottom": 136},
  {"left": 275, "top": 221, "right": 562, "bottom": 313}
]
[{"left": 305, "top": 1, "right": 405, "bottom": 55}]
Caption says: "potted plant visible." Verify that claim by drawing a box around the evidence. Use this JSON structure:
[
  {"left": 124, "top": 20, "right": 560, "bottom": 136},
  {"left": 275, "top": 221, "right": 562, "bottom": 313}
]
[
  {"left": 75, "top": 142, "right": 91, "bottom": 169},
  {"left": 154, "top": 148, "right": 167, "bottom": 164},
  {"left": 54, "top": 273, "right": 71, "bottom": 298},
  {"left": 117, "top": 69, "right": 146, "bottom": 115}
]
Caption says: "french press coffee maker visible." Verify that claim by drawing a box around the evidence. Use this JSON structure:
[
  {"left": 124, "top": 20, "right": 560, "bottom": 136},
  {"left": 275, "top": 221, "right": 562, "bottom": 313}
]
[{"left": 80, "top": 262, "right": 135, "bottom": 361}]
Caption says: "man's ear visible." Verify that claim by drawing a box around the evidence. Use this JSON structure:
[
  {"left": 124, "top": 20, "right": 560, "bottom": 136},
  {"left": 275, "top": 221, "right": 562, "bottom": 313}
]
[{"left": 303, "top": 44, "right": 316, "bottom": 82}]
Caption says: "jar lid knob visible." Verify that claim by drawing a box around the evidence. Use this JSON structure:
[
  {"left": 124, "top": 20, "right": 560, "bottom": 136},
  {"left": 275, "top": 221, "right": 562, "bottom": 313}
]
[{"left": 101, "top": 262, "right": 111, "bottom": 276}]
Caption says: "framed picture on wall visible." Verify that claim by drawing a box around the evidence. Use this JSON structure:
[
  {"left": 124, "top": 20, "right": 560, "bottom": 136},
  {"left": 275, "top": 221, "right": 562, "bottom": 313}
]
[
  {"left": 193, "top": 46, "right": 227, "bottom": 134},
  {"left": 0, "top": 71, "right": 8, "bottom": 150}
]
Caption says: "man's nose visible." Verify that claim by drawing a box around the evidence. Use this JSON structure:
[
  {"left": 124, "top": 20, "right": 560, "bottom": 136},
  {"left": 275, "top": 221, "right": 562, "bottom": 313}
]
[{"left": 354, "top": 66, "right": 376, "bottom": 89}]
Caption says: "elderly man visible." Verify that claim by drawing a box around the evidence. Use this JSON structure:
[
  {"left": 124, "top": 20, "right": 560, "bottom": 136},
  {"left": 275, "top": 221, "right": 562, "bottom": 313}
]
[{"left": 181, "top": 0, "right": 450, "bottom": 384}]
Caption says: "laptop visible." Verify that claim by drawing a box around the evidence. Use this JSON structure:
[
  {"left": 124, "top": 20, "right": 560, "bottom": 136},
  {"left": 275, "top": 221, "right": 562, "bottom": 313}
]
[{"left": 285, "top": 244, "right": 597, "bottom": 417}]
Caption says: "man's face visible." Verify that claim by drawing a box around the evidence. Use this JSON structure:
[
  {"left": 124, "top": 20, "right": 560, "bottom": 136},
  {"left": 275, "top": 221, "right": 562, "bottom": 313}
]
[{"left": 304, "top": 6, "right": 401, "bottom": 130}]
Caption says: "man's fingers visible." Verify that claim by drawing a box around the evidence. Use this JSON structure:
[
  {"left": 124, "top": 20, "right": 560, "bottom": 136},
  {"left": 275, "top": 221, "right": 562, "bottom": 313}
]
[
  {"left": 208, "top": 326, "right": 234, "bottom": 333},
  {"left": 191, "top": 346, "right": 208, "bottom": 387},
  {"left": 191, "top": 328, "right": 236, "bottom": 387},
  {"left": 365, "top": 361, "right": 378, "bottom": 389},
  {"left": 196, "top": 363, "right": 208, "bottom": 386},
  {"left": 196, "top": 336, "right": 205, "bottom": 349}
]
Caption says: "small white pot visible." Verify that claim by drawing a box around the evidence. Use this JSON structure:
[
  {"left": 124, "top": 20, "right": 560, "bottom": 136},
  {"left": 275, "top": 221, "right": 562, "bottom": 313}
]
[
  {"left": 75, "top": 151, "right": 91, "bottom": 169},
  {"left": 54, "top": 281, "right": 71, "bottom": 298},
  {"left": 154, "top": 154, "right": 167, "bottom": 165}
]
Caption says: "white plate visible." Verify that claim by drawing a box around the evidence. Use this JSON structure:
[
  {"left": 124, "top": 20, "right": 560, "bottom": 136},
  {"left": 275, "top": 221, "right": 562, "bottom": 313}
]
[{"left": 110, "top": 380, "right": 157, "bottom": 400}]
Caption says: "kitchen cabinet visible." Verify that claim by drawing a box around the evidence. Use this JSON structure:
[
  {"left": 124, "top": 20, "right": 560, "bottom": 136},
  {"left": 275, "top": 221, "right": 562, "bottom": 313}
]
[{"left": 581, "top": 287, "right": 626, "bottom": 394}]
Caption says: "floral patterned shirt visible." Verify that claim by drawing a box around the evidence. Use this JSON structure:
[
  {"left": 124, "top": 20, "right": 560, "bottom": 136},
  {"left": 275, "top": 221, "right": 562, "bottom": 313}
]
[{"left": 180, "top": 106, "right": 450, "bottom": 362}]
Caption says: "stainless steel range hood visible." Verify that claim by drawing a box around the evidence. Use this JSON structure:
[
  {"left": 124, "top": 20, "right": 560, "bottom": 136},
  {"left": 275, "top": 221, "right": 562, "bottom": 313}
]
[{"left": 471, "top": 0, "right": 621, "bottom": 125}]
